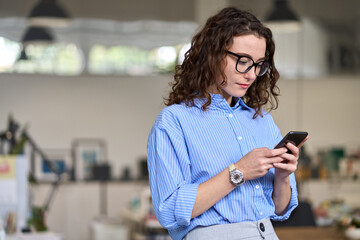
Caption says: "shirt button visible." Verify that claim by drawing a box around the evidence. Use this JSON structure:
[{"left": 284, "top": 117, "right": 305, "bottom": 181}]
[
  {"left": 259, "top": 211, "right": 263, "bottom": 215},
  {"left": 255, "top": 185, "right": 259, "bottom": 189},
  {"left": 237, "top": 136, "right": 242, "bottom": 140},
  {"left": 228, "top": 114, "right": 233, "bottom": 118}
]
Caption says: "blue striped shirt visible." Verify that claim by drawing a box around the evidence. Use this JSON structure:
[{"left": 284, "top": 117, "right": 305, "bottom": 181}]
[{"left": 147, "top": 93, "right": 298, "bottom": 240}]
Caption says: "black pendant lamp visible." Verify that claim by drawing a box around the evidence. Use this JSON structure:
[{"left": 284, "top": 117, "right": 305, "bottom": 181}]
[
  {"left": 265, "top": 0, "right": 301, "bottom": 32},
  {"left": 28, "top": 0, "right": 71, "bottom": 28},
  {"left": 21, "top": 27, "right": 54, "bottom": 46}
]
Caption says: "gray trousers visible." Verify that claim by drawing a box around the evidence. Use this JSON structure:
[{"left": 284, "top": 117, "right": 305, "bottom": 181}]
[{"left": 184, "top": 218, "right": 279, "bottom": 240}]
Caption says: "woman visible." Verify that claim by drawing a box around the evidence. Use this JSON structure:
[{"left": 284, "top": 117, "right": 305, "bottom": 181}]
[{"left": 147, "top": 7, "right": 308, "bottom": 240}]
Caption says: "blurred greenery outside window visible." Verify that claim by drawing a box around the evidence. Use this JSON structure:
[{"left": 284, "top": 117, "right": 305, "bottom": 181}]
[{"left": 0, "top": 36, "right": 190, "bottom": 76}]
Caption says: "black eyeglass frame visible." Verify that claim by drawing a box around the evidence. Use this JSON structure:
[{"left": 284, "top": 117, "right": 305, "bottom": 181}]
[{"left": 226, "top": 50, "right": 270, "bottom": 77}]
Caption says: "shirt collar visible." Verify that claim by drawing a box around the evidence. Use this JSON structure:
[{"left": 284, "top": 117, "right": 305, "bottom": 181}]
[{"left": 193, "top": 93, "right": 252, "bottom": 111}]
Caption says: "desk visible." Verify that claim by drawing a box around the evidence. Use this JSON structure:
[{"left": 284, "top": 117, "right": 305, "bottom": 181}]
[{"left": 275, "top": 227, "right": 346, "bottom": 240}]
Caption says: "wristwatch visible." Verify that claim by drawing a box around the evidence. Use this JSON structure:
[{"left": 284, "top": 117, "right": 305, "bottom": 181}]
[{"left": 229, "top": 163, "right": 245, "bottom": 186}]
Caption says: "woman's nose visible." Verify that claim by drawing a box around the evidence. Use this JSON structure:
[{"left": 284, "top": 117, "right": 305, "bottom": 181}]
[{"left": 243, "top": 66, "right": 257, "bottom": 81}]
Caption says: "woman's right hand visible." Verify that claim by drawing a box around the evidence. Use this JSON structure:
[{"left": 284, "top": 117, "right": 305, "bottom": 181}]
[{"left": 235, "top": 147, "right": 288, "bottom": 181}]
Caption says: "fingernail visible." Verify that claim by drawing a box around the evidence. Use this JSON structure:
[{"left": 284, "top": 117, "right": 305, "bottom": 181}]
[{"left": 273, "top": 163, "right": 279, "bottom": 166}]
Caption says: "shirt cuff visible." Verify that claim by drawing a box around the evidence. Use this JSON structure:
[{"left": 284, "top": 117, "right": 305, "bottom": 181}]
[
  {"left": 271, "top": 184, "right": 299, "bottom": 221},
  {"left": 175, "top": 183, "right": 199, "bottom": 226}
]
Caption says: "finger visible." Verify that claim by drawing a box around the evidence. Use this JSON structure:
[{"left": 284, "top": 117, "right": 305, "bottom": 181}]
[
  {"left": 280, "top": 153, "right": 297, "bottom": 163},
  {"left": 273, "top": 162, "right": 297, "bottom": 172},
  {"left": 264, "top": 163, "right": 275, "bottom": 172},
  {"left": 265, "top": 156, "right": 284, "bottom": 166},
  {"left": 278, "top": 154, "right": 297, "bottom": 165},
  {"left": 263, "top": 161, "right": 279, "bottom": 172},
  {"left": 286, "top": 142, "right": 299, "bottom": 156},
  {"left": 266, "top": 147, "right": 288, "bottom": 157}
]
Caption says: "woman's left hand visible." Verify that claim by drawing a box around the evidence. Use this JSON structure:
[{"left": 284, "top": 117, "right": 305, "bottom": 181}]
[{"left": 273, "top": 136, "right": 309, "bottom": 179}]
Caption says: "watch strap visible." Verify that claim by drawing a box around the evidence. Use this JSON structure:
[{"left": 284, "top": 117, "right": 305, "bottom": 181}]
[{"left": 229, "top": 163, "right": 236, "bottom": 172}]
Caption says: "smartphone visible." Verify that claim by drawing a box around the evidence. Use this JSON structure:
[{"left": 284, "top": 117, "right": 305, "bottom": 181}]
[{"left": 275, "top": 131, "right": 308, "bottom": 153}]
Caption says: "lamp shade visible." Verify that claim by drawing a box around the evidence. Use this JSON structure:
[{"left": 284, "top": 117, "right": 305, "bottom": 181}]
[
  {"left": 28, "top": 0, "right": 71, "bottom": 27},
  {"left": 21, "top": 27, "right": 54, "bottom": 45},
  {"left": 265, "top": 0, "right": 301, "bottom": 32}
]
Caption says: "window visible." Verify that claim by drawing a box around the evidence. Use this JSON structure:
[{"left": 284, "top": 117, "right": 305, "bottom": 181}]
[
  {"left": 0, "top": 37, "right": 84, "bottom": 75},
  {"left": 0, "top": 36, "right": 190, "bottom": 76},
  {"left": 0, "top": 37, "right": 21, "bottom": 72}
]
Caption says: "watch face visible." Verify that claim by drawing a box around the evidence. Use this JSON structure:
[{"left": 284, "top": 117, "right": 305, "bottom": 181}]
[{"left": 230, "top": 169, "right": 244, "bottom": 185}]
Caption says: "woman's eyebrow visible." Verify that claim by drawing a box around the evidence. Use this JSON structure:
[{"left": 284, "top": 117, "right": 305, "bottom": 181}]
[{"left": 235, "top": 52, "right": 266, "bottom": 62}]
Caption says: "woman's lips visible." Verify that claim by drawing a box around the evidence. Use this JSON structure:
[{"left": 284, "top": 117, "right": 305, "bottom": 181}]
[{"left": 238, "top": 83, "right": 250, "bottom": 89}]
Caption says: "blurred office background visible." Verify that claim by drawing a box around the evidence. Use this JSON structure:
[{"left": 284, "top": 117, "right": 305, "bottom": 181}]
[{"left": 0, "top": 0, "right": 359, "bottom": 239}]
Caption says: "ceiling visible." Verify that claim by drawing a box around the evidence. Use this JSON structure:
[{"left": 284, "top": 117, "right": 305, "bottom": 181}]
[
  {"left": 0, "top": 0, "right": 358, "bottom": 27},
  {"left": 0, "top": 0, "right": 358, "bottom": 37},
  {"left": 0, "top": 0, "right": 358, "bottom": 74},
  {"left": 0, "top": 0, "right": 196, "bottom": 22},
  {"left": 233, "top": 0, "right": 359, "bottom": 33}
]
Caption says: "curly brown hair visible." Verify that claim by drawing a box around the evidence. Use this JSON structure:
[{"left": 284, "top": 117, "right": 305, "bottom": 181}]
[{"left": 165, "top": 7, "right": 280, "bottom": 119}]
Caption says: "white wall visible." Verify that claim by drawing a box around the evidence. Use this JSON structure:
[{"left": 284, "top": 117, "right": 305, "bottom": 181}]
[
  {"left": 0, "top": 74, "right": 360, "bottom": 179},
  {"left": 0, "top": 74, "right": 170, "bottom": 179},
  {"left": 272, "top": 18, "right": 329, "bottom": 79},
  {"left": 273, "top": 75, "right": 360, "bottom": 155}
]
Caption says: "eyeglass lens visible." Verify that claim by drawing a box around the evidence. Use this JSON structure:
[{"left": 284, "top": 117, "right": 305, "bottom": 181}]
[{"left": 236, "top": 56, "right": 270, "bottom": 76}]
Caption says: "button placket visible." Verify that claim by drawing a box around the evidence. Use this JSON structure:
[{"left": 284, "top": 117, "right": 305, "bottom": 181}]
[{"left": 224, "top": 110, "right": 245, "bottom": 154}]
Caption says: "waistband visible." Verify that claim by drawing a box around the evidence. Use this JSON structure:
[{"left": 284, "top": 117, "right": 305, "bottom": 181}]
[{"left": 184, "top": 218, "right": 278, "bottom": 240}]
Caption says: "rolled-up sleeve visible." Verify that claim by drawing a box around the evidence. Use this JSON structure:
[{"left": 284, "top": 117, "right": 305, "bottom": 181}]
[
  {"left": 270, "top": 173, "right": 298, "bottom": 221},
  {"left": 147, "top": 122, "right": 198, "bottom": 230}
]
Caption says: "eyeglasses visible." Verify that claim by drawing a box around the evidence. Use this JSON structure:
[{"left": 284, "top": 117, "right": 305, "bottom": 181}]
[{"left": 227, "top": 50, "right": 270, "bottom": 77}]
